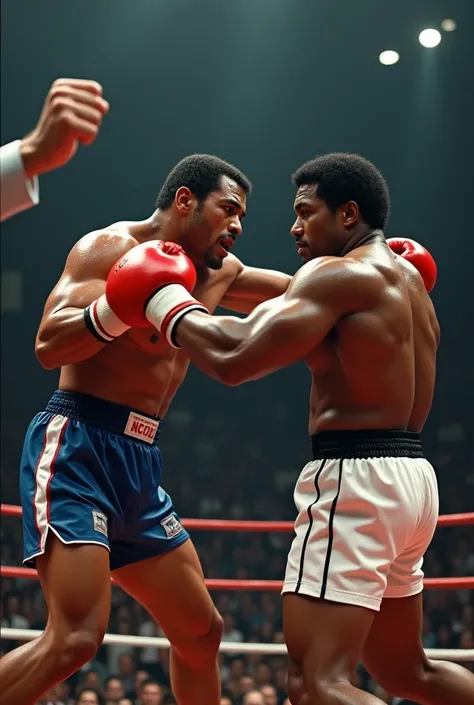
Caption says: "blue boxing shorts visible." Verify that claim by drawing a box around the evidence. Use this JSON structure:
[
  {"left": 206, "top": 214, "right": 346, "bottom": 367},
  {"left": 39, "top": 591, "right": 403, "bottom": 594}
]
[{"left": 21, "top": 390, "right": 189, "bottom": 570}]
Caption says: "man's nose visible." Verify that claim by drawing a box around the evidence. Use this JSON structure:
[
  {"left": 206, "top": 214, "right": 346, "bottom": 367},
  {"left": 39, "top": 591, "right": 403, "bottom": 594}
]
[
  {"left": 229, "top": 218, "right": 242, "bottom": 236},
  {"left": 290, "top": 219, "right": 303, "bottom": 237}
]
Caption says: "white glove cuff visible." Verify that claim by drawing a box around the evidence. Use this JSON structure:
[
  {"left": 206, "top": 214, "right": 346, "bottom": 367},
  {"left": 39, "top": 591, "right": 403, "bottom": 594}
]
[
  {"left": 84, "top": 294, "right": 130, "bottom": 343},
  {"left": 146, "top": 284, "right": 208, "bottom": 348}
]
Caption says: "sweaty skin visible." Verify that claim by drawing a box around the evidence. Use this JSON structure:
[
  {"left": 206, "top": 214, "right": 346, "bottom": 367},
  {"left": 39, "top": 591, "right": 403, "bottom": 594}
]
[
  {"left": 35, "top": 223, "right": 291, "bottom": 416},
  {"left": 172, "top": 235, "right": 440, "bottom": 433}
]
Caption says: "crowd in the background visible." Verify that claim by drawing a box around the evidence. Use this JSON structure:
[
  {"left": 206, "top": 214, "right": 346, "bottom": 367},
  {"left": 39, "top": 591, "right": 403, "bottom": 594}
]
[{"left": 1, "top": 380, "right": 473, "bottom": 703}]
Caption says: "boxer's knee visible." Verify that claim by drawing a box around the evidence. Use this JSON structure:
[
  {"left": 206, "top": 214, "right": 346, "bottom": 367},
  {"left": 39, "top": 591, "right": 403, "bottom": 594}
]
[
  {"left": 376, "top": 659, "right": 433, "bottom": 700},
  {"left": 43, "top": 624, "right": 103, "bottom": 675},
  {"left": 173, "top": 608, "right": 223, "bottom": 666},
  {"left": 287, "top": 657, "right": 305, "bottom": 705}
]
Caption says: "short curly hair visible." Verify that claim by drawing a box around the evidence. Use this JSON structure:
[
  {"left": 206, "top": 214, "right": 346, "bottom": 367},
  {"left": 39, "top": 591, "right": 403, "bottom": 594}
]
[
  {"left": 156, "top": 154, "right": 252, "bottom": 209},
  {"left": 292, "top": 153, "right": 390, "bottom": 230}
]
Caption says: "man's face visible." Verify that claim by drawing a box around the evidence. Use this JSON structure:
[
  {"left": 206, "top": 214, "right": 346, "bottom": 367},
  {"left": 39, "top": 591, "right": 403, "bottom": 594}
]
[
  {"left": 105, "top": 678, "right": 125, "bottom": 702},
  {"left": 118, "top": 655, "right": 134, "bottom": 676},
  {"left": 260, "top": 685, "right": 278, "bottom": 705},
  {"left": 179, "top": 176, "right": 246, "bottom": 270},
  {"left": 238, "top": 676, "right": 255, "bottom": 694},
  {"left": 77, "top": 691, "right": 99, "bottom": 705},
  {"left": 229, "top": 657, "right": 244, "bottom": 678},
  {"left": 84, "top": 671, "right": 101, "bottom": 688},
  {"left": 291, "top": 184, "right": 346, "bottom": 261},
  {"left": 140, "top": 683, "right": 163, "bottom": 705},
  {"left": 135, "top": 670, "right": 150, "bottom": 693},
  {"left": 243, "top": 692, "right": 265, "bottom": 705}
]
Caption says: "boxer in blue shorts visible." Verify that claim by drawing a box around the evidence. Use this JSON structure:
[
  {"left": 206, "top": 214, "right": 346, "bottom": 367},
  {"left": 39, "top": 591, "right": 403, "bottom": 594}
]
[{"left": 0, "top": 154, "right": 291, "bottom": 705}]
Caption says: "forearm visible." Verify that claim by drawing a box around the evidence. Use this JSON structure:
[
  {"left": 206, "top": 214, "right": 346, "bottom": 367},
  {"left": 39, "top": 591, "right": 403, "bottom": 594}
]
[
  {"left": 173, "top": 311, "right": 250, "bottom": 384},
  {"left": 145, "top": 283, "right": 282, "bottom": 385},
  {"left": 36, "top": 308, "right": 107, "bottom": 369},
  {"left": 36, "top": 296, "right": 129, "bottom": 369}
]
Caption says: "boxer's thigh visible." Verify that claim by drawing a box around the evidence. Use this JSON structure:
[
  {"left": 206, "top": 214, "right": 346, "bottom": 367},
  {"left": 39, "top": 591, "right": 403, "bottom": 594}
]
[
  {"left": 283, "top": 592, "right": 375, "bottom": 684},
  {"left": 112, "top": 539, "right": 221, "bottom": 656},
  {"left": 37, "top": 533, "right": 111, "bottom": 643}
]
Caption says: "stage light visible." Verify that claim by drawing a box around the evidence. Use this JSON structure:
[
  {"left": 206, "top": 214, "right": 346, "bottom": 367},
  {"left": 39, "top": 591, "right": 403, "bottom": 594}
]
[
  {"left": 441, "top": 19, "right": 456, "bottom": 32},
  {"left": 379, "top": 50, "right": 399, "bottom": 66},
  {"left": 419, "top": 29, "right": 442, "bottom": 48}
]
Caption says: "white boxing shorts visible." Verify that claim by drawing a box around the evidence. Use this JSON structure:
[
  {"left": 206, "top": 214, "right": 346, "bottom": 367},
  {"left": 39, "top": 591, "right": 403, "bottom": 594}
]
[{"left": 283, "top": 430, "right": 439, "bottom": 611}]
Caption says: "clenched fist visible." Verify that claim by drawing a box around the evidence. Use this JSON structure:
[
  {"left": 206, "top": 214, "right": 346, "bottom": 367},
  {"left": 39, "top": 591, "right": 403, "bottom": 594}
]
[{"left": 20, "top": 78, "right": 109, "bottom": 178}]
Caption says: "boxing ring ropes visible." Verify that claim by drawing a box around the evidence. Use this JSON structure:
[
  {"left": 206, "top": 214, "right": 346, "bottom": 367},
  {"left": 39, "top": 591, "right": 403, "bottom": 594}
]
[{"left": 1, "top": 504, "right": 474, "bottom": 662}]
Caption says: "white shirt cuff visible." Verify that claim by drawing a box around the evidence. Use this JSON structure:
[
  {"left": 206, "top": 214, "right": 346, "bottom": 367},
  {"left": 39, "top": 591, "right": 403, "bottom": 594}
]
[{"left": 0, "top": 140, "right": 39, "bottom": 222}]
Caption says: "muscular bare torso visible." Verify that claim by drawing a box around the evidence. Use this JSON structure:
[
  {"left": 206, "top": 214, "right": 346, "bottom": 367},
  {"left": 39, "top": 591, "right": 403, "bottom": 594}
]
[
  {"left": 47, "top": 223, "right": 244, "bottom": 417},
  {"left": 306, "top": 244, "right": 439, "bottom": 434}
]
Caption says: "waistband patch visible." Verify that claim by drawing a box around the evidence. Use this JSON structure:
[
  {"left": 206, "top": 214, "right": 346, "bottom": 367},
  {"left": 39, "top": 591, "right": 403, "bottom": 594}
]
[{"left": 125, "top": 412, "right": 159, "bottom": 444}]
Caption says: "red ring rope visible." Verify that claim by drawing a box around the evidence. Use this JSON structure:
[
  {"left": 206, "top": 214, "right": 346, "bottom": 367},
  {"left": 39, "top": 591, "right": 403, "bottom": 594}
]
[
  {"left": 2, "top": 504, "right": 474, "bottom": 530},
  {"left": 1, "top": 504, "right": 472, "bottom": 591},
  {"left": 0, "top": 566, "right": 472, "bottom": 591}
]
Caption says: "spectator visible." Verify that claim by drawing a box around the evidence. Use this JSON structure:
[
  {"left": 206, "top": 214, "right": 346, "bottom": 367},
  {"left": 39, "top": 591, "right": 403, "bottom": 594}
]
[
  {"left": 35, "top": 683, "right": 66, "bottom": 704},
  {"left": 243, "top": 691, "right": 265, "bottom": 705},
  {"left": 57, "top": 681, "right": 72, "bottom": 704},
  {"left": 254, "top": 661, "right": 272, "bottom": 687},
  {"left": 137, "top": 679, "right": 164, "bottom": 705},
  {"left": 421, "top": 613, "right": 437, "bottom": 648},
  {"left": 220, "top": 690, "right": 234, "bottom": 705},
  {"left": 223, "top": 613, "right": 244, "bottom": 643},
  {"left": 260, "top": 684, "right": 278, "bottom": 705},
  {"left": 134, "top": 669, "right": 151, "bottom": 696},
  {"left": 1, "top": 592, "right": 30, "bottom": 629},
  {"left": 107, "top": 619, "right": 135, "bottom": 673},
  {"left": 238, "top": 675, "right": 256, "bottom": 699},
  {"left": 104, "top": 677, "right": 125, "bottom": 705},
  {"left": 226, "top": 656, "right": 246, "bottom": 697},
  {"left": 136, "top": 606, "right": 166, "bottom": 666},
  {"left": 436, "top": 623, "right": 457, "bottom": 649},
  {"left": 117, "top": 653, "right": 137, "bottom": 697},
  {"left": 75, "top": 687, "right": 105, "bottom": 705},
  {"left": 460, "top": 629, "right": 474, "bottom": 650},
  {"left": 81, "top": 669, "right": 105, "bottom": 690}
]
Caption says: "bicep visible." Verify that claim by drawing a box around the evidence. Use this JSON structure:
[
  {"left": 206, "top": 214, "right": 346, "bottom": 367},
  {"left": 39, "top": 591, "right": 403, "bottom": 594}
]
[
  {"left": 43, "top": 273, "right": 106, "bottom": 316},
  {"left": 224, "top": 293, "right": 338, "bottom": 382}
]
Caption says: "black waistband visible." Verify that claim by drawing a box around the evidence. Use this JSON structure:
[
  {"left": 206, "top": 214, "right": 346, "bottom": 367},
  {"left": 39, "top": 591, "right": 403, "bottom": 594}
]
[
  {"left": 45, "top": 390, "right": 161, "bottom": 445},
  {"left": 311, "top": 429, "right": 423, "bottom": 460}
]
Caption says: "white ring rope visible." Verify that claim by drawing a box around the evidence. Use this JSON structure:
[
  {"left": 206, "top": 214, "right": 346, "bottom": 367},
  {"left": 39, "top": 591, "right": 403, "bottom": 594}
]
[{"left": 1, "top": 628, "right": 473, "bottom": 661}]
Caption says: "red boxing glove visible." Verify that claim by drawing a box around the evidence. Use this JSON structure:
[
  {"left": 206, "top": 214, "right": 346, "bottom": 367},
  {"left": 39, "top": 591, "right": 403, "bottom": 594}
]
[
  {"left": 84, "top": 241, "right": 207, "bottom": 344},
  {"left": 104, "top": 240, "right": 206, "bottom": 329},
  {"left": 387, "top": 237, "right": 437, "bottom": 293}
]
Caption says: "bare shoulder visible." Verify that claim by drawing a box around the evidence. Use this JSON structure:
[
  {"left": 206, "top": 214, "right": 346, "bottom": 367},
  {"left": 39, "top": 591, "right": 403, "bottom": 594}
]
[
  {"left": 290, "top": 255, "right": 386, "bottom": 304},
  {"left": 220, "top": 252, "right": 244, "bottom": 277},
  {"left": 197, "top": 252, "right": 244, "bottom": 287},
  {"left": 392, "top": 253, "right": 440, "bottom": 344},
  {"left": 66, "top": 226, "right": 140, "bottom": 280}
]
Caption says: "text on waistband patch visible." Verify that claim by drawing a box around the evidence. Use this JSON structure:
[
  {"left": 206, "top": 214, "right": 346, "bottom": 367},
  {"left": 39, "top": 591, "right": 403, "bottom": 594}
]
[{"left": 125, "top": 411, "right": 159, "bottom": 443}]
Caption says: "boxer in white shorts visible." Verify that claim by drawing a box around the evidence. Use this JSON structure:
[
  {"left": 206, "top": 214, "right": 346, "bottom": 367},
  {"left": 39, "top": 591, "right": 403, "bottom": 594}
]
[
  {"left": 283, "top": 430, "right": 439, "bottom": 612},
  {"left": 153, "top": 154, "right": 474, "bottom": 703}
]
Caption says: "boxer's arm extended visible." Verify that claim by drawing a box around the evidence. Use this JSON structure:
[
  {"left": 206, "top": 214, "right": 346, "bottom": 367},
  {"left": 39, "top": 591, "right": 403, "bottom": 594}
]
[
  {"left": 170, "top": 259, "right": 383, "bottom": 385},
  {"left": 219, "top": 256, "right": 291, "bottom": 313},
  {"left": 35, "top": 231, "right": 137, "bottom": 369}
]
